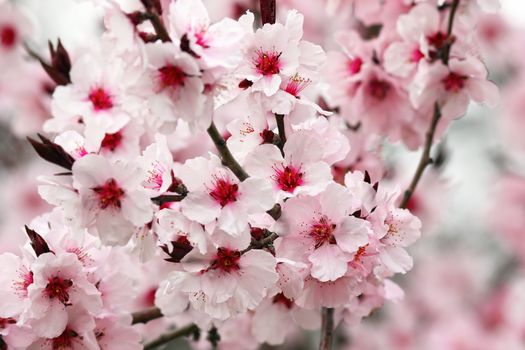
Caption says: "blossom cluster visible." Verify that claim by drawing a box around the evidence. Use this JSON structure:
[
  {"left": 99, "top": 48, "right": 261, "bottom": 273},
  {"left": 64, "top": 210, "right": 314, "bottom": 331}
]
[{"left": 0, "top": 0, "right": 501, "bottom": 349}]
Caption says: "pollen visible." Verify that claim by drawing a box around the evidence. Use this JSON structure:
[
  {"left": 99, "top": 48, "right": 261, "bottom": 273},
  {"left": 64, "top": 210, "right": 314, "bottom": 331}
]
[
  {"left": 254, "top": 48, "right": 282, "bottom": 76},
  {"left": 92, "top": 178, "right": 125, "bottom": 210}
]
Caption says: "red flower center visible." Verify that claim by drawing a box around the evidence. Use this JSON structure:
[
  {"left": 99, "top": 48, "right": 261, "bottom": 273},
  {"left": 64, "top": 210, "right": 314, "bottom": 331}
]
[
  {"left": 254, "top": 49, "right": 282, "bottom": 76},
  {"left": 348, "top": 57, "right": 363, "bottom": 75},
  {"left": 45, "top": 276, "right": 73, "bottom": 305},
  {"left": 51, "top": 328, "right": 79, "bottom": 350},
  {"left": 442, "top": 72, "right": 466, "bottom": 92},
  {"left": 13, "top": 270, "right": 33, "bottom": 297},
  {"left": 209, "top": 177, "right": 239, "bottom": 207},
  {"left": 101, "top": 132, "right": 123, "bottom": 152},
  {"left": 209, "top": 248, "right": 241, "bottom": 273},
  {"left": 158, "top": 65, "right": 187, "bottom": 89},
  {"left": 88, "top": 87, "right": 113, "bottom": 111},
  {"left": 427, "top": 31, "right": 447, "bottom": 50},
  {"left": 92, "top": 178, "right": 125, "bottom": 209},
  {"left": 0, "top": 318, "right": 16, "bottom": 330},
  {"left": 260, "top": 129, "right": 275, "bottom": 144},
  {"left": 310, "top": 216, "right": 336, "bottom": 248},
  {"left": 367, "top": 79, "right": 390, "bottom": 101},
  {"left": 272, "top": 293, "right": 294, "bottom": 309},
  {"left": 285, "top": 75, "right": 311, "bottom": 97},
  {"left": 272, "top": 164, "right": 304, "bottom": 193},
  {"left": 0, "top": 25, "right": 17, "bottom": 49},
  {"left": 353, "top": 244, "right": 368, "bottom": 263},
  {"left": 410, "top": 48, "right": 424, "bottom": 63}
]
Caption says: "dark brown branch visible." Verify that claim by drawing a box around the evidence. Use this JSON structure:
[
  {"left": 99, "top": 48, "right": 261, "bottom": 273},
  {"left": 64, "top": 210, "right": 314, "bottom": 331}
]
[
  {"left": 144, "top": 12, "right": 171, "bottom": 42},
  {"left": 275, "top": 113, "right": 286, "bottom": 155},
  {"left": 442, "top": 0, "right": 459, "bottom": 65},
  {"left": 207, "top": 122, "right": 249, "bottom": 181},
  {"left": 260, "top": 0, "right": 276, "bottom": 25},
  {"left": 132, "top": 307, "right": 163, "bottom": 325},
  {"left": 400, "top": 103, "right": 442, "bottom": 209},
  {"left": 319, "top": 307, "right": 335, "bottom": 350},
  {"left": 143, "top": 324, "right": 199, "bottom": 350}
]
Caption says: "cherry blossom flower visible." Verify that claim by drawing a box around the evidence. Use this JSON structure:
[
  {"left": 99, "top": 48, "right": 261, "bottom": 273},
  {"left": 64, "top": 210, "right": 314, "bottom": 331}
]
[
  {"left": 177, "top": 155, "right": 275, "bottom": 235},
  {"left": 167, "top": 0, "right": 245, "bottom": 70},
  {"left": 278, "top": 182, "right": 370, "bottom": 282},
  {"left": 244, "top": 130, "right": 333, "bottom": 200},
  {"left": 26, "top": 252, "right": 102, "bottom": 338},
  {"left": 158, "top": 244, "right": 278, "bottom": 320},
  {"left": 70, "top": 154, "right": 154, "bottom": 245},
  {"left": 410, "top": 56, "right": 499, "bottom": 120}
]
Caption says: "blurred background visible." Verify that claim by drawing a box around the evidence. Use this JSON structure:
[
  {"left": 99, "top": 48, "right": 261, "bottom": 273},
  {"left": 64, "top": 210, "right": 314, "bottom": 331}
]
[{"left": 2, "top": 0, "right": 525, "bottom": 349}]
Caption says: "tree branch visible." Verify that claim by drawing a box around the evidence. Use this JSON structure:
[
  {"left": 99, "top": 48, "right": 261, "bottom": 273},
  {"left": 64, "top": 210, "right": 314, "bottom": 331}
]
[
  {"left": 400, "top": 103, "right": 442, "bottom": 209},
  {"left": 275, "top": 113, "right": 286, "bottom": 156},
  {"left": 207, "top": 121, "right": 249, "bottom": 181},
  {"left": 442, "top": 0, "right": 459, "bottom": 65},
  {"left": 260, "top": 0, "right": 276, "bottom": 25},
  {"left": 143, "top": 324, "right": 199, "bottom": 350},
  {"left": 132, "top": 307, "right": 163, "bottom": 324},
  {"left": 144, "top": 12, "right": 171, "bottom": 42},
  {"left": 400, "top": 0, "right": 459, "bottom": 209},
  {"left": 319, "top": 307, "right": 335, "bottom": 350}
]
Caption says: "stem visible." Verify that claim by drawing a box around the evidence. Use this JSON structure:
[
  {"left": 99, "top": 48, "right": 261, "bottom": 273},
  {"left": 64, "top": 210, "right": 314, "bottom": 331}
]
[
  {"left": 400, "top": 0, "right": 459, "bottom": 209},
  {"left": 259, "top": 0, "right": 276, "bottom": 25},
  {"left": 143, "top": 324, "right": 199, "bottom": 350},
  {"left": 275, "top": 113, "right": 286, "bottom": 155},
  {"left": 132, "top": 307, "right": 163, "bottom": 324},
  {"left": 400, "top": 103, "right": 442, "bottom": 209},
  {"left": 442, "top": 0, "right": 460, "bottom": 65},
  {"left": 144, "top": 12, "right": 171, "bottom": 42},
  {"left": 207, "top": 122, "right": 249, "bottom": 181},
  {"left": 319, "top": 308, "right": 335, "bottom": 350}
]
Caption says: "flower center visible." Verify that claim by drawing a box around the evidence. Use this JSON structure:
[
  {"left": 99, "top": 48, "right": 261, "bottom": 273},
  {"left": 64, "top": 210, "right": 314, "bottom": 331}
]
[
  {"left": 260, "top": 129, "right": 275, "bottom": 144},
  {"left": 51, "top": 328, "right": 79, "bottom": 350},
  {"left": 310, "top": 216, "right": 336, "bottom": 248},
  {"left": 410, "top": 48, "right": 424, "bottom": 63},
  {"left": 348, "top": 57, "right": 363, "bottom": 75},
  {"left": 367, "top": 79, "right": 390, "bottom": 100},
  {"left": 209, "top": 176, "right": 238, "bottom": 207},
  {"left": 427, "top": 31, "right": 447, "bottom": 50},
  {"left": 442, "top": 72, "right": 466, "bottom": 92},
  {"left": 144, "top": 161, "right": 166, "bottom": 191},
  {"left": 209, "top": 248, "right": 241, "bottom": 273},
  {"left": 353, "top": 244, "right": 368, "bottom": 262},
  {"left": 272, "top": 293, "right": 294, "bottom": 309},
  {"left": 194, "top": 28, "right": 210, "bottom": 48},
  {"left": 45, "top": 276, "right": 73, "bottom": 305},
  {"left": 13, "top": 269, "right": 33, "bottom": 297},
  {"left": 0, "top": 25, "right": 17, "bottom": 49},
  {"left": 158, "top": 65, "right": 187, "bottom": 89},
  {"left": 100, "top": 132, "right": 123, "bottom": 152},
  {"left": 272, "top": 164, "right": 304, "bottom": 193},
  {"left": 0, "top": 318, "right": 16, "bottom": 330},
  {"left": 92, "top": 178, "right": 125, "bottom": 210},
  {"left": 285, "top": 74, "right": 311, "bottom": 97},
  {"left": 254, "top": 49, "right": 282, "bottom": 76},
  {"left": 88, "top": 87, "right": 113, "bottom": 111}
]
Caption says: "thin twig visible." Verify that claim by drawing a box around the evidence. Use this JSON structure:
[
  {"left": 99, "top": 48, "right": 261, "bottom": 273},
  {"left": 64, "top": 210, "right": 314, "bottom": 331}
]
[
  {"left": 319, "top": 308, "right": 335, "bottom": 350},
  {"left": 400, "top": 0, "right": 459, "bottom": 208},
  {"left": 144, "top": 12, "right": 171, "bottom": 43},
  {"left": 259, "top": 0, "right": 276, "bottom": 25},
  {"left": 132, "top": 307, "right": 163, "bottom": 324},
  {"left": 275, "top": 113, "right": 286, "bottom": 156},
  {"left": 143, "top": 324, "right": 199, "bottom": 350},
  {"left": 442, "top": 0, "right": 459, "bottom": 65},
  {"left": 400, "top": 104, "right": 442, "bottom": 209},
  {"left": 207, "top": 122, "right": 249, "bottom": 181}
]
